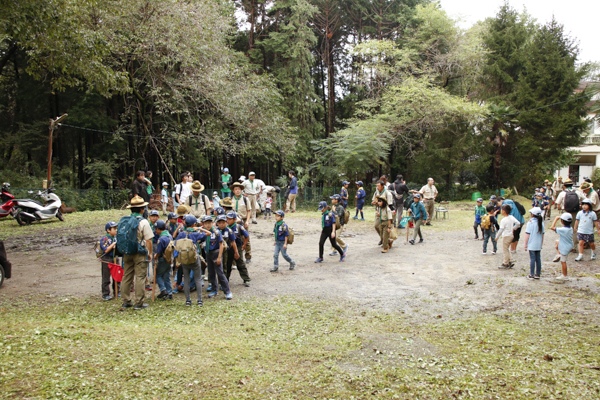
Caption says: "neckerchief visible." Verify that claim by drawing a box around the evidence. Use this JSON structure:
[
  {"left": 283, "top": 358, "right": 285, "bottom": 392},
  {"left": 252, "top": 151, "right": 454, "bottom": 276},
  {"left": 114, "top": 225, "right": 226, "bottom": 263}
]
[
  {"left": 192, "top": 194, "right": 200, "bottom": 208},
  {"left": 159, "top": 231, "right": 170, "bottom": 238},
  {"left": 321, "top": 210, "right": 328, "bottom": 229},
  {"left": 132, "top": 212, "right": 142, "bottom": 218},
  {"left": 234, "top": 195, "right": 243, "bottom": 212},
  {"left": 274, "top": 220, "right": 284, "bottom": 236}
]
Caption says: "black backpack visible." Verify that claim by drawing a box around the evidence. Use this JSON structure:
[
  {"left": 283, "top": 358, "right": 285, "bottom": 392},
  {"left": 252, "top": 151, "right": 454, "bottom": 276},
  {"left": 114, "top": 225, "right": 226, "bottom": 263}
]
[
  {"left": 513, "top": 201, "right": 526, "bottom": 216},
  {"left": 403, "top": 195, "right": 414, "bottom": 210},
  {"left": 564, "top": 191, "right": 580, "bottom": 213}
]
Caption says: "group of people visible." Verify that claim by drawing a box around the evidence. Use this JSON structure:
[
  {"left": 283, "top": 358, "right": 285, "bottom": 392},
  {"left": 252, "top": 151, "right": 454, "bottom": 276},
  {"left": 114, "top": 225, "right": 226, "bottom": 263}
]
[{"left": 471, "top": 176, "right": 600, "bottom": 283}]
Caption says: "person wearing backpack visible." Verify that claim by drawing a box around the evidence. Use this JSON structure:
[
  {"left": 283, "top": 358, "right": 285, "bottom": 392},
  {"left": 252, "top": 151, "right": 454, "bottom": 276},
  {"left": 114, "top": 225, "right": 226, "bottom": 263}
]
[
  {"left": 200, "top": 215, "right": 231, "bottom": 300},
  {"left": 153, "top": 220, "right": 174, "bottom": 300},
  {"left": 174, "top": 173, "right": 192, "bottom": 207},
  {"left": 555, "top": 178, "right": 584, "bottom": 250},
  {"left": 225, "top": 211, "right": 251, "bottom": 286},
  {"left": 391, "top": 175, "right": 409, "bottom": 228},
  {"left": 315, "top": 201, "right": 346, "bottom": 263},
  {"left": 340, "top": 181, "right": 350, "bottom": 208},
  {"left": 187, "top": 180, "right": 213, "bottom": 219},
  {"left": 175, "top": 215, "right": 210, "bottom": 306},
  {"left": 99, "top": 221, "right": 120, "bottom": 301},
  {"left": 579, "top": 182, "right": 600, "bottom": 221},
  {"left": 481, "top": 205, "right": 499, "bottom": 255},
  {"left": 473, "top": 198, "right": 486, "bottom": 240},
  {"left": 230, "top": 182, "right": 253, "bottom": 264},
  {"left": 496, "top": 197, "right": 526, "bottom": 254},
  {"left": 270, "top": 210, "right": 296, "bottom": 272},
  {"left": 118, "top": 195, "right": 154, "bottom": 310},
  {"left": 353, "top": 181, "right": 366, "bottom": 221},
  {"left": 329, "top": 195, "right": 348, "bottom": 257}
]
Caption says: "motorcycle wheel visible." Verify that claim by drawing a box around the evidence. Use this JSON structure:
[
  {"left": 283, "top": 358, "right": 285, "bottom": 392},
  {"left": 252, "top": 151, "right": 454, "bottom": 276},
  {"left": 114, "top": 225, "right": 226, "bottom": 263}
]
[
  {"left": 57, "top": 210, "right": 65, "bottom": 222},
  {"left": 15, "top": 210, "right": 31, "bottom": 226}
]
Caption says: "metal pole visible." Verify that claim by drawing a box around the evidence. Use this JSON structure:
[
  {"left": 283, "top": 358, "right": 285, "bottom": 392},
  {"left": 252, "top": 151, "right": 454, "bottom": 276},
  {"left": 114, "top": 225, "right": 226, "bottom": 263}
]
[{"left": 47, "top": 114, "right": 68, "bottom": 187}]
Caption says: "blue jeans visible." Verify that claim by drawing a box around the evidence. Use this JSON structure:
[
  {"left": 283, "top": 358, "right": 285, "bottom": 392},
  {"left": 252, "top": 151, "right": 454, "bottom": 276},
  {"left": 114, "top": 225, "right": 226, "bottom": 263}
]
[
  {"left": 155, "top": 257, "right": 172, "bottom": 294},
  {"left": 483, "top": 229, "right": 497, "bottom": 253},
  {"left": 529, "top": 250, "right": 542, "bottom": 276},
  {"left": 274, "top": 240, "right": 293, "bottom": 267},
  {"left": 222, "top": 191, "right": 230, "bottom": 199}
]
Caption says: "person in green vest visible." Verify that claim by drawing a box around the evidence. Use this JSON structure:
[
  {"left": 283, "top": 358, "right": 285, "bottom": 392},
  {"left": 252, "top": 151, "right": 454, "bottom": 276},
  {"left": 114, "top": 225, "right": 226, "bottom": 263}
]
[{"left": 219, "top": 168, "right": 232, "bottom": 199}]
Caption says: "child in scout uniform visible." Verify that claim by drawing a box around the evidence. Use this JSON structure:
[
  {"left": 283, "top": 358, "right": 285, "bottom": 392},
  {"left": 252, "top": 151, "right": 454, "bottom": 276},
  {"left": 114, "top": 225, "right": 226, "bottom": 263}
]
[
  {"left": 201, "top": 215, "right": 232, "bottom": 300},
  {"left": 574, "top": 198, "right": 600, "bottom": 261},
  {"left": 408, "top": 194, "right": 427, "bottom": 245},
  {"left": 99, "top": 221, "right": 120, "bottom": 300},
  {"left": 271, "top": 210, "right": 296, "bottom": 272},
  {"left": 551, "top": 213, "right": 574, "bottom": 283},
  {"left": 473, "top": 198, "right": 486, "bottom": 240},
  {"left": 225, "top": 211, "right": 251, "bottom": 286},
  {"left": 174, "top": 215, "right": 209, "bottom": 306},
  {"left": 375, "top": 195, "right": 393, "bottom": 253},
  {"left": 147, "top": 210, "right": 161, "bottom": 291},
  {"left": 353, "top": 181, "right": 366, "bottom": 221},
  {"left": 532, "top": 192, "right": 549, "bottom": 219},
  {"left": 340, "top": 181, "right": 350, "bottom": 208},
  {"left": 481, "top": 205, "right": 499, "bottom": 255},
  {"left": 230, "top": 182, "right": 252, "bottom": 263},
  {"left": 161, "top": 182, "right": 169, "bottom": 216},
  {"left": 315, "top": 201, "right": 345, "bottom": 263},
  {"left": 187, "top": 180, "right": 213, "bottom": 218},
  {"left": 329, "top": 194, "right": 348, "bottom": 256},
  {"left": 153, "top": 220, "right": 173, "bottom": 300},
  {"left": 166, "top": 212, "right": 180, "bottom": 237}
]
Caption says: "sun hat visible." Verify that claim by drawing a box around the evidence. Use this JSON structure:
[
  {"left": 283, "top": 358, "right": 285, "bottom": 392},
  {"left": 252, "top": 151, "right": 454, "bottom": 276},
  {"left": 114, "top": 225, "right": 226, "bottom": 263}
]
[
  {"left": 220, "top": 197, "right": 233, "bottom": 207},
  {"left": 191, "top": 180, "right": 204, "bottom": 191},
  {"left": 580, "top": 182, "right": 593, "bottom": 190},
  {"left": 185, "top": 215, "right": 197, "bottom": 227},
  {"left": 216, "top": 215, "right": 227, "bottom": 222},
  {"left": 529, "top": 207, "right": 542, "bottom": 216},
  {"left": 127, "top": 195, "right": 149, "bottom": 208},
  {"left": 561, "top": 212, "right": 573, "bottom": 222},
  {"left": 564, "top": 178, "right": 573, "bottom": 185},
  {"left": 201, "top": 215, "right": 213, "bottom": 223},
  {"left": 155, "top": 220, "right": 166, "bottom": 230},
  {"left": 105, "top": 221, "right": 117, "bottom": 231},
  {"left": 376, "top": 195, "right": 388, "bottom": 204},
  {"left": 318, "top": 201, "right": 328, "bottom": 211},
  {"left": 230, "top": 182, "right": 245, "bottom": 190},
  {"left": 176, "top": 205, "right": 189, "bottom": 216},
  {"left": 239, "top": 175, "right": 246, "bottom": 182},
  {"left": 275, "top": 210, "right": 285, "bottom": 218}
]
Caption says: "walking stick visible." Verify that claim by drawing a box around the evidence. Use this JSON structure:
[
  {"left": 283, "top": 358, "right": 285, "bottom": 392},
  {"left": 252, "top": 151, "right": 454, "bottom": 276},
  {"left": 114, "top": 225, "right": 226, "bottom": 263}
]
[
  {"left": 152, "top": 256, "right": 157, "bottom": 301},
  {"left": 114, "top": 257, "right": 118, "bottom": 300}
]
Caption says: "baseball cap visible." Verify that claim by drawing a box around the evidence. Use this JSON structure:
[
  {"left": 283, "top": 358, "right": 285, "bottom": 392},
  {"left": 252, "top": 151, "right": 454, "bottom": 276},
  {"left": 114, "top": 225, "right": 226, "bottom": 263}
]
[
  {"left": 185, "top": 215, "right": 197, "bottom": 227},
  {"left": 561, "top": 212, "right": 573, "bottom": 222},
  {"left": 226, "top": 211, "right": 237, "bottom": 220},
  {"left": 213, "top": 191, "right": 218, "bottom": 195},
  {"left": 535, "top": 192, "right": 543, "bottom": 197},
  {"left": 105, "top": 221, "right": 117, "bottom": 231},
  {"left": 155, "top": 220, "right": 166, "bottom": 230},
  {"left": 223, "top": 168, "right": 229, "bottom": 173},
  {"left": 214, "top": 207, "right": 225, "bottom": 215},
  {"left": 168, "top": 212, "right": 177, "bottom": 220},
  {"left": 275, "top": 210, "right": 285, "bottom": 218},
  {"left": 413, "top": 193, "right": 421, "bottom": 199},
  {"left": 149, "top": 210, "right": 159, "bottom": 216},
  {"left": 216, "top": 215, "right": 227, "bottom": 222},
  {"left": 582, "top": 198, "right": 592, "bottom": 205},
  {"left": 330, "top": 194, "right": 341, "bottom": 200},
  {"left": 201, "top": 215, "right": 213, "bottom": 223},
  {"left": 249, "top": 171, "right": 256, "bottom": 176},
  {"left": 162, "top": 182, "right": 168, "bottom": 186},
  {"left": 490, "top": 195, "right": 497, "bottom": 200},
  {"left": 356, "top": 181, "right": 363, "bottom": 186},
  {"left": 529, "top": 207, "right": 542, "bottom": 216},
  {"left": 318, "top": 201, "right": 328, "bottom": 211},
  {"left": 477, "top": 198, "right": 483, "bottom": 202}
]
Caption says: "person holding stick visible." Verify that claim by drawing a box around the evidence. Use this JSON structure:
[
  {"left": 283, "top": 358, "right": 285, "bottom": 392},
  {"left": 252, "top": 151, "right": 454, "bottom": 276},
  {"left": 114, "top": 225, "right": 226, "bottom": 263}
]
[{"left": 99, "top": 221, "right": 120, "bottom": 301}]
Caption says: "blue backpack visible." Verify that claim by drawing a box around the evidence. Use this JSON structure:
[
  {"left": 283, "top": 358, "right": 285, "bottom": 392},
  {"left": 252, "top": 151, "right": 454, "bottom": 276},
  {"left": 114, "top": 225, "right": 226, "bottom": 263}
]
[{"left": 116, "top": 215, "right": 147, "bottom": 256}]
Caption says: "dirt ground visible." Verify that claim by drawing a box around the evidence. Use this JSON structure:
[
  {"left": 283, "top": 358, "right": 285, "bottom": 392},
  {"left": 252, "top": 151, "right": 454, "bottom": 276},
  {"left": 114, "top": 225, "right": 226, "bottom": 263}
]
[{"left": 2, "top": 212, "right": 599, "bottom": 318}]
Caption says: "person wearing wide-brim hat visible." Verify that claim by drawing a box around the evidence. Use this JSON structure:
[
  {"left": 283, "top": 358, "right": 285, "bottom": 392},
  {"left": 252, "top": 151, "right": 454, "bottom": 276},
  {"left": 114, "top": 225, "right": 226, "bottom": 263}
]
[
  {"left": 241, "top": 172, "right": 261, "bottom": 225},
  {"left": 220, "top": 197, "right": 233, "bottom": 209},
  {"left": 120, "top": 195, "right": 154, "bottom": 310},
  {"left": 176, "top": 204, "right": 189, "bottom": 217},
  {"left": 230, "top": 182, "right": 250, "bottom": 228},
  {"left": 374, "top": 194, "right": 394, "bottom": 252},
  {"left": 579, "top": 181, "right": 600, "bottom": 220},
  {"left": 185, "top": 180, "right": 212, "bottom": 219},
  {"left": 554, "top": 178, "right": 584, "bottom": 248},
  {"left": 552, "top": 176, "right": 566, "bottom": 208}
]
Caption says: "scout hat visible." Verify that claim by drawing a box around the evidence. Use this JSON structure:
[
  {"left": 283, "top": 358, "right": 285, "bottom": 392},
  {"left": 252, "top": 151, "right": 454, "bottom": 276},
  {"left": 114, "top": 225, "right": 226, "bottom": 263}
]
[
  {"left": 376, "top": 194, "right": 388, "bottom": 205},
  {"left": 230, "top": 182, "right": 244, "bottom": 190},
  {"left": 564, "top": 178, "right": 573, "bottom": 185},
  {"left": 220, "top": 197, "right": 233, "bottom": 207},
  {"left": 544, "top": 179, "right": 550, "bottom": 184},
  {"left": 580, "top": 182, "right": 593, "bottom": 190},
  {"left": 127, "top": 195, "right": 148, "bottom": 208},
  {"left": 191, "top": 180, "right": 204, "bottom": 192},
  {"left": 176, "top": 205, "right": 189, "bottom": 216}
]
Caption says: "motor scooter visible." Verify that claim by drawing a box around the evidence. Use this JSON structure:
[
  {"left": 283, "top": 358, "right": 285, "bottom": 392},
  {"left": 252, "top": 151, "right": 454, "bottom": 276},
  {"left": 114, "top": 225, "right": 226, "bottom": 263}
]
[
  {"left": 0, "top": 183, "right": 16, "bottom": 219},
  {"left": 13, "top": 188, "right": 64, "bottom": 226}
]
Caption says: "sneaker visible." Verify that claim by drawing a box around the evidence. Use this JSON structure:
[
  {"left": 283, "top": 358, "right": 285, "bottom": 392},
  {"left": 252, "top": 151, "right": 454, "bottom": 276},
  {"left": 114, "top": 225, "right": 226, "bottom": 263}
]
[
  {"left": 491, "top": 251, "right": 496, "bottom": 255},
  {"left": 225, "top": 292, "right": 233, "bottom": 300},
  {"left": 157, "top": 290, "right": 167, "bottom": 299},
  {"left": 145, "top": 285, "right": 152, "bottom": 291},
  {"left": 498, "top": 264, "right": 510, "bottom": 269},
  {"left": 270, "top": 266, "right": 279, "bottom": 272},
  {"left": 252, "top": 221, "right": 258, "bottom": 224},
  {"left": 340, "top": 254, "right": 346, "bottom": 262},
  {"left": 592, "top": 253, "right": 597, "bottom": 260},
  {"left": 575, "top": 255, "right": 583, "bottom": 262},
  {"left": 359, "top": 218, "right": 365, "bottom": 221},
  {"left": 419, "top": 239, "right": 424, "bottom": 243},
  {"left": 122, "top": 302, "right": 133, "bottom": 308},
  {"left": 197, "top": 299, "right": 203, "bottom": 307},
  {"left": 352, "top": 216, "right": 358, "bottom": 220},
  {"left": 534, "top": 274, "right": 540, "bottom": 280},
  {"left": 554, "top": 275, "right": 569, "bottom": 283},
  {"left": 314, "top": 257, "right": 324, "bottom": 263},
  {"left": 244, "top": 281, "right": 251, "bottom": 287},
  {"left": 343, "top": 245, "right": 349, "bottom": 253},
  {"left": 133, "top": 303, "right": 149, "bottom": 310},
  {"left": 482, "top": 251, "right": 487, "bottom": 255},
  {"left": 206, "top": 285, "right": 213, "bottom": 292},
  {"left": 526, "top": 274, "right": 535, "bottom": 280},
  {"left": 103, "top": 295, "right": 113, "bottom": 301},
  {"left": 289, "top": 261, "right": 296, "bottom": 270},
  {"left": 329, "top": 251, "right": 338, "bottom": 256},
  {"left": 202, "top": 275, "right": 208, "bottom": 281},
  {"left": 409, "top": 240, "right": 415, "bottom": 245},
  {"left": 508, "top": 262, "right": 515, "bottom": 268},
  {"left": 552, "top": 255, "right": 561, "bottom": 262},
  {"left": 185, "top": 300, "right": 192, "bottom": 306},
  {"left": 208, "top": 291, "right": 218, "bottom": 298}
]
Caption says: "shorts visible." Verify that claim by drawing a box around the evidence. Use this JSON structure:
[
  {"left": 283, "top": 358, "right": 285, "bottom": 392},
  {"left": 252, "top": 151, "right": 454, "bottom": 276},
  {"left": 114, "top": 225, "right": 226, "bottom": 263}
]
[
  {"left": 577, "top": 233, "right": 594, "bottom": 244},
  {"left": 512, "top": 226, "right": 522, "bottom": 243},
  {"left": 560, "top": 254, "right": 568, "bottom": 262}
]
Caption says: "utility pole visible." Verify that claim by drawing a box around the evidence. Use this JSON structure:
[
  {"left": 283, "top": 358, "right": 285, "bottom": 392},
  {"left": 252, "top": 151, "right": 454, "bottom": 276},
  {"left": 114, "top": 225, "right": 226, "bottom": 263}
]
[{"left": 47, "top": 114, "right": 68, "bottom": 187}]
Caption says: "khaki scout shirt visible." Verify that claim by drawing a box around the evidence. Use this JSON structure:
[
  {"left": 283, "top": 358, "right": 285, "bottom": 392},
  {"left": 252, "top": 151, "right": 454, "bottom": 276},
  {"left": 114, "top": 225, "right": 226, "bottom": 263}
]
[
  {"left": 233, "top": 195, "right": 249, "bottom": 218},
  {"left": 242, "top": 179, "right": 260, "bottom": 195},
  {"left": 419, "top": 184, "right": 438, "bottom": 200},
  {"left": 187, "top": 194, "right": 212, "bottom": 218},
  {"left": 372, "top": 188, "right": 394, "bottom": 205},
  {"left": 138, "top": 218, "right": 154, "bottom": 242},
  {"left": 555, "top": 189, "right": 584, "bottom": 210}
]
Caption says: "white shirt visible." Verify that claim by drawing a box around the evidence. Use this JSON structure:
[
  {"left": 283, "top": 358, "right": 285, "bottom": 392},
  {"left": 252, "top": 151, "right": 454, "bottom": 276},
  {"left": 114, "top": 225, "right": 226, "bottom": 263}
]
[
  {"left": 497, "top": 215, "right": 521, "bottom": 238},
  {"left": 555, "top": 189, "right": 584, "bottom": 210},
  {"left": 176, "top": 182, "right": 192, "bottom": 204}
]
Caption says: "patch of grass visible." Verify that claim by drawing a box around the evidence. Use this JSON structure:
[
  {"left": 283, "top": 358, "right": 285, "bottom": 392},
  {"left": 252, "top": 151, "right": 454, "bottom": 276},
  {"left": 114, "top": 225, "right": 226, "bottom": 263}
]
[{"left": 1, "top": 296, "right": 599, "bottom": 399}]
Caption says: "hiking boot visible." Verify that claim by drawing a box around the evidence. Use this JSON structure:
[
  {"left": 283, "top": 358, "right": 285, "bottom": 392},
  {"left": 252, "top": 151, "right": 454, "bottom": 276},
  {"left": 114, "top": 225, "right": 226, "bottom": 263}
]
[
  {"left": 157, "top": 290, "right": 167, "bottom": 300},
  {"left": 289, "top": 261, "right": 296, "bottom": 270},
  {"left": 197, "top": 299, "right": 203, "bottom": 307},
  {"left": 329, "top": 251, "right": 338, "bottom": 256},
  {"left": 133, "top": 303, "right": 149, "bottom": 310},
  {"left": 270, "top": 266, "right": 279, "bottom": 273},
  {"left": 208, "top": 291, "right": 218, "bottom": 298},
  {"left": 575, "top": 254, "right": 583, "bottom": 261},
  {"left": 409, "top": 240, "right": 415, "bottom": 245},
  {"left": 122, "top": 302, "right": 133, "bottom": 308},
  {"left": 552, "top": 255, "right": 561, "bottom": 262},
  {"left": 314, "top": 257, "right": 324, "bottom": 263}
]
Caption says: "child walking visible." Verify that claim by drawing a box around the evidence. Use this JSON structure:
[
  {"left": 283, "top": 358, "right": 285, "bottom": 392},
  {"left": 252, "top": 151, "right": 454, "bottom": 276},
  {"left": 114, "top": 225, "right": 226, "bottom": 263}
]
[
  {"left": 375, "top": 195, "right": 393, "bottom": 253},
  {"left": 474, "top": 197, "right": 486, "bottom": 240},
  {"left": 201, "top": 215, "right": 232, "bottom": 300},
  {"left": 574, "top": 198, "right": 599, "bottom": 261},
  {"left": 264, "top": 193, "right": 273, "bottom": 220},
  {"left": 174, "top": 215, "right": 207, "bottom": 306},
  {"left": 353, "top": 181, "right": 366, "bottom": 221},
  {"left": 315, "top": 201, "right": 345, "bottom": 263},
  {"left": 270, "top": 210, "right": 296, "bottom": 272},
  {"left": 224, "top": 211, "right": 251, "bottom": 286},
  {"left": 551, "top": 213, "right": 574, "bottom": 283},
  {"left": 99, "top": 221, "right": 120, "bottom": 300},
  {"left": 481, "top": 204, "right": 499, "bottom": 255},
  {"left": 524, "top": 207, "right": 544, "bottom": 279},
  {"left": 496, "top": 204, "right": 521, "bottom": 269},
  {"left": 154, "top": 220, "right": 173, "bottom": 299},
  {"left": 408, "top": 194, "right": 427, "bottom": 245}
]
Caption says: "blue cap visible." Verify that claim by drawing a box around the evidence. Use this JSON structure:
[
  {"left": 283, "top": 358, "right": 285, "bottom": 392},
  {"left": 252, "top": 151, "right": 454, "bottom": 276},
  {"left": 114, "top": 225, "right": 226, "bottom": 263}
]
[
  {"left": 490, "top": 195, "right": 497, "bottom": 200},
  {"left": 413, "top": 193, "right": 421, "bottom": 199},
  {"left": 318, "top": 201, "right": 328, "bottom": 211},
  {"left": 168, "top": 212, "right": 177, "bottom": 220},
  {"left": 330, "top": 194, "right": 341, "bottom": 200},
  {"left": 226, "top": 211, "right": 237, "bottom": 220},
  {"left": 149, "top": 210, "right": 159, "bottom": 216},
  {"left": 223, "top": 168, "right": 229, "bottom": 173},
  {"left": 216, "top": 215, "right": 227, "bottom": 222},
  {"left": 275, "top": 210, "right": 285, "bottom": 217},
  {"left": 201, "top": 215, "right": 213, "bottom": 223},
  {"left": 214, "top": 207, "right": 225, "bottom": 215},
  {"left": 155, "top": 220, "right": 166, "bottom": 230},
  {"left": 477, "top": 198, "right": 483, "bottom": 202},
  {"left": 105, "top": 221, "right": 117, "bottom": 231},
  {"left": 185, "top": 215, "right": 197, "bottom": 227},
  {"left": 356, "top": 181, "right": 363, "bottom": 186},
  {"left": 343, "top": 181, "right": 349, "bottom": 185}
]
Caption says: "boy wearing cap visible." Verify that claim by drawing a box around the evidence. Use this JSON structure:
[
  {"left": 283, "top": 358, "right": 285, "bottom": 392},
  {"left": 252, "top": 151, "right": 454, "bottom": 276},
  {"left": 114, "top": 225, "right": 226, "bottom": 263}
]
[
  {"left": 340, "top": 181, "right": 350, "bottom": 209},
  {"left": 161, "top": 182, "right": 169, "bottom": 216},
  {"left": 99, "top": 221, "right": 120, "bottom": 301},
  {"left": 175, "top": 215, "right": 209, "bottom": 306},
  {"left": 474, "top": 198, "right": 486, "bottom": 240},
  {"left": 315, "top": 201, "right": 345, "bottom": 263},
  {"left": 353, "top": 181, "right": 366, "bottom": 221},
  {"left": 154, "top": 220, "right": 173, "bottom": 300},
  {"left": 201, "top": 215, "right": 232, "bottom": 300},
  {"left": 271, "top": 210, "right": 296, "bottom": 272},
  {"left": 216, "top": 214, "right": 248, "bottom": 285},
  {"left": 574, "top": 198, "right": 600, "bottom": 261},
  {"left": 488, "top": 195, "right": 501, "bottom": 217},
  {"left": 225, "top": 211, "right": 251, "bottom": 285},
  {"left": 408, "top": 194, "right": 427, "bottom": 245},
  {"left": 220, "top": 168, "right": 232, "bottom": 199},
  {"left": 329, "top": 195, "right": 348, "bottom": 256},
  {"left": 550, "top": 213, "right": 574, "bottom": 282}
]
